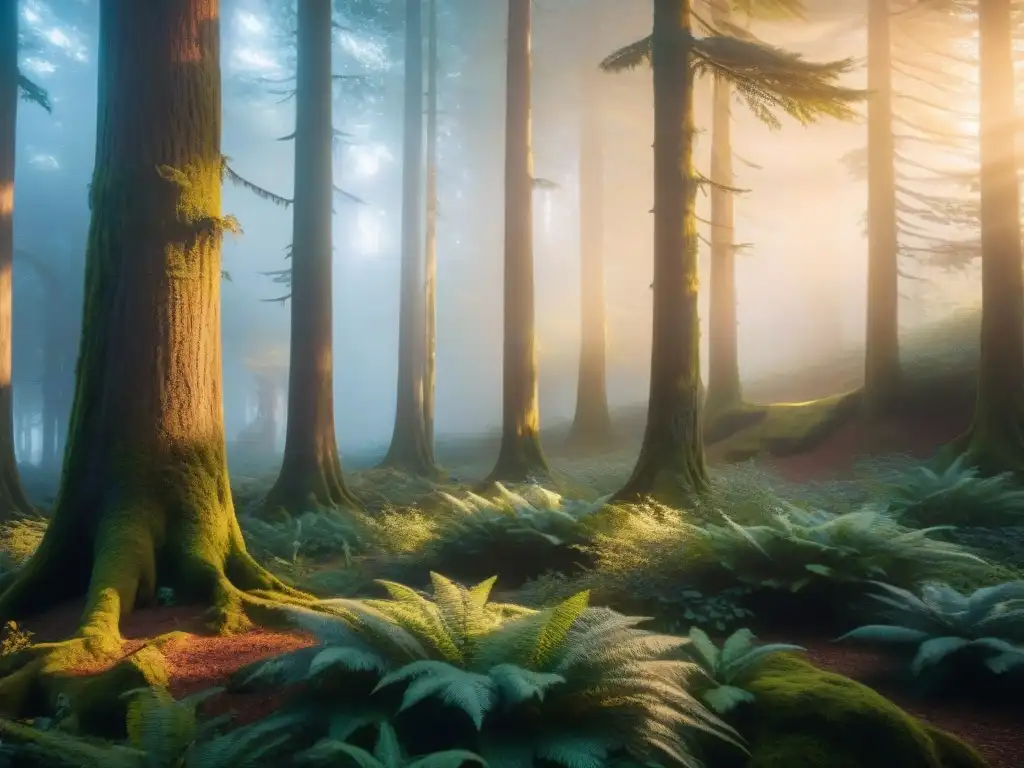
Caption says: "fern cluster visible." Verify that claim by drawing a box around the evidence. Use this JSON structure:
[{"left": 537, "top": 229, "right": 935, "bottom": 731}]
[
  {"left": 240, "top": 509, "right": 367, "bottom": 565},
  {"left": 879, "top": 456, "right": 1024, "bottom": 528},
  {"left": 838, "top": 581, "right": 1024, "bottom": 682},
  {"left": 0, "top": 686, "right": 295, "bottom": 768},
  {"left": 237, "top": 572, "right": 738, "bottom": 767},
  {"left": 584, "top": 499, "right": 989, "bottom": 631},
  {"left": 387, "top": 484, "right": 603, "bottom": 586}
]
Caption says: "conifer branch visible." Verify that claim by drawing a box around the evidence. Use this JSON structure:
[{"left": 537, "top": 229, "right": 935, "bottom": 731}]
[
  {"left": 221, "top": 157, "right": 293, "bottom": 207},
  {"left": 17, "top": 72, "right": 51, "bottom": 112}
]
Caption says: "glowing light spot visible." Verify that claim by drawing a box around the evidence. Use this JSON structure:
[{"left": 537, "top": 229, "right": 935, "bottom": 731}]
[
  {"left": 347, "top": 143, "right": 393, "bottom": 178},
  {"left": 22, "top": 7, "right": 40, "bottom": 23},
  {"left": 233, "top": 46, "right": 278, "bottom": 72},
  {"left": 45, "top": 28, "right": 70, "bottom": 48},
  {"left": 237, "top": 11, "right": 264, "bottom": 35}
]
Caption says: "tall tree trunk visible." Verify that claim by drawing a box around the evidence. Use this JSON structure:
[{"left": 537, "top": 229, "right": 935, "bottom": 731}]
[
  {"left": 704, "top": 46, "right": 740, "bottom": 416},
  {"left": 0, "top": 2, "right": 34, "bottom": 519},
  {"left": 863, "top": 0, "right": 900, "bottom": 417},
  {"left": 486, "top": 0, "right": 549, "bottom": 483},
  {"left": 0, "top": 0, "right": 293, "bottom": 656},
  {"left": 566, "top": 49, "right": 614, "bottom": 451},
  {"left": 614, "top": 0, "right": 708, "bottom": 503},
  {"left": 382, "top": 0, "right": 437, "bottom": 476},
  {"left": 952, "top": 0, "right": 1024, "bottom": 473},
  {"left": 423, "top": 0, "right": 438, "bottom": 453},
  {"left": 264, "top": 0, "right": 361, "bottom": 514}
]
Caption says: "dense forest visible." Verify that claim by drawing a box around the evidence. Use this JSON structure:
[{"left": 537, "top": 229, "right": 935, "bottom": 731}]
[{"left": 0, "top": 0, "right": 1022, "bottom": 766}]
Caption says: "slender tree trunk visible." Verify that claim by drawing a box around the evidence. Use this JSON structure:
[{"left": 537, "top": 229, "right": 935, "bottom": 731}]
[
  {"left": 0, "top": 2, "right": 34, "bottom": 519},
  {"left": 264, "top": 0, "right": 361, "bottom": 514},
  {"left": 486, "top": 0, "right": 549, "bottom": 483},
  {"left": 382, "top": 0, "right": 437, "bottom": 476},
  {"left": 705, "top": 54, "right": 740, "bottom": 415},
  {"left": 864, "top": 0, "right": 900, "bottom": 417},
  {"left": 0, "top": 0, "right": 292, "bottom": 643},
  {"left": 566, "top": 51, "right": 614, "bottom": 451},
  {"left": 952, "top": 0, "right": 1024, "bottom": 473},
  {"left": 614, "top": 0, "right": 708, "bottom": 503},
  {"left": 423, "top": 0, "right": 438, "bottom": 453}
]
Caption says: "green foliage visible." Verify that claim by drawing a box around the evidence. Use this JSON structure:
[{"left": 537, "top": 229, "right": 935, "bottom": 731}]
[
  {"left": 882, "top": 456, "right": 1024, "bottom": 527},
  {"left": 390, "top": 484, "right": 602, "bottom": 585},
  {"left": 700, "top": 503, "right": 988, "bottom": 593},
  {"left": 837, "top": 581, "right": 1024, "bottom": 679},
  {"left": 685, "top": 628, "right": 803, "bottom": 714},
  {"left": 0, "top": 686, "right": 296, "bottom": 767},
  {"left": 240, "top": 509, "right": 365, "bottom": 565},
  {"left": 296, "top": 722, "right": 484, "bottom": 768},
  {"left": 599, "top": 26, "right": 864, "bottom": 129},
  {"left": 0, "top": 517, "right": 47, "bottom": 577},
  {"left": 584, "top": 497, "right": 992, "bottom": 635},
  {"left": 240, "top": 573, "right": 738, "bottom": 767}
]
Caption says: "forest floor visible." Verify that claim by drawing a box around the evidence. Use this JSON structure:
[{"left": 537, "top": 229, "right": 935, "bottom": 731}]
[{"left": 14, "top": 404, "right": 1024, "bottom": 767}]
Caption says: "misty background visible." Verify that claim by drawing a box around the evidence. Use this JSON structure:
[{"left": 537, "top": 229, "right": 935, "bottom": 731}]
[{"left": 13, "top": 0, "right": 981, "bottom": 464}]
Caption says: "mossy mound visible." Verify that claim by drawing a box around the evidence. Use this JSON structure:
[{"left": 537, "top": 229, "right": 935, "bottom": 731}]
[
  {"left": 717, "top": 655, "right": 988, "bottom": 768},
  {"left": 713, "top": 391, "right": 861, "bottom": 463}
]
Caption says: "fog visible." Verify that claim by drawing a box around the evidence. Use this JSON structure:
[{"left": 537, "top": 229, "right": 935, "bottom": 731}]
[{"left": 13, "top": 0, "right": 983, "bottom": 465}]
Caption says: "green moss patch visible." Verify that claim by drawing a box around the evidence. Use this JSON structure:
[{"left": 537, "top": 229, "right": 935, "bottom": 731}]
[
  {"left": 714, "top": 391, "right": 861, "bottom": 463},
  {"left": 727, "top": 655, "right": 988, "bottom": 767}
]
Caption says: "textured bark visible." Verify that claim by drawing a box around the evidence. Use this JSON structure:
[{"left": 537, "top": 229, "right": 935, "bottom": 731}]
[
  {"left": 0, "top": 0, "right": 291, "bottom": 633},
  {"left": 0, "top": 2, "right": 34, "bottom": 519},
  {"left": 566, "top": 48, "right": 614, "bottom": 451},
  {"left": 486, "top": 0, "right": 550, "bottom": 483},
  {"left": 423, "top": 0, "right": 439, "bottom": 453},
  {"left": 614, "top": 0, "right": 709, "bottom": 504},
  {"left": 265, "top": 0, "right": 361, "bottom": 514},
  {"left": 704, "top": 49, "right": 740, "bottom": 416},
  {"left": 863, "top": 0, "right": 901, "bottom": 418},
  {"left": 950, "top": 0, "right": 1024, "bottom": 474},
  {"left": 381, "top": 0, "right": 438, "bottom": 476}
]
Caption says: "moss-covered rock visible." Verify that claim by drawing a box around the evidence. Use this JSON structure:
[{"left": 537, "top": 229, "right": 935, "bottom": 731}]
[{"left": 709, "top": 655, "right": 989, "bottom": 768}]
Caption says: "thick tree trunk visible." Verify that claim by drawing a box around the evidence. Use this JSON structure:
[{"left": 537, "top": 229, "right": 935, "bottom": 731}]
[
  {"left": 614, "top": 0, "right": 709, "bottom": 503},
  {"left": 264, "top": 0, "right": 361, "bottom": 514},
  {"left": 705, "top": 63, "right": 740, "bottom": 415},
  {"left": 382, "top": 0, "right": 437, "bottom": 476},
  {"left": 486, "top": 0, "right": 550, "bottom": 483},
  {"left": 863, "top": 0, "right": 900, "bottom": 417},
  {"left": 951, "top": 0, "right": 1024, "bottom": 473},
  {"left": 423, "top": 0, "right": 438, "bottom": 453},
  {"left": 0, "top": 2, "right": 34, "bottom": 519},
  {"left": 566, "top": 48, "right": 615, "bottom": 452},
  {"left": 0, "top": 0, "right": 292, "bottom": 636}
]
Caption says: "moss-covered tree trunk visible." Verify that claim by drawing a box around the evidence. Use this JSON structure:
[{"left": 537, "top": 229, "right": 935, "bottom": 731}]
[
  {"left": 704, "top": 56, "right": 740, "bottom": 416},
  {"left": 951, "top": 0, "right": 1024, "bottom": 474},
  {"left": 423, "top": 0, "right": 439, "bottom": 452},
  {"left": 0, "top": 0, "right": 294, "bottom": 638},
  {"left": 614, "top": 0, "right": 709, "bottom": 504},
  {"left": 0, "top": 1, "right": 34, "bottom": 520},
  {"left": 566, "top": 46, "right": 614, "bottom": 452},
  {"left": 382, "top": 0, "right": 437, "bottom": 477},
  {"left": 863, "top": 0, "right": 900, "bottom": 418},
  {"left": 264, "top": 0, "right": 361, "bottom": 514},
  {"left": 486, "top": 0, "right": 550, "bottom": 484}
]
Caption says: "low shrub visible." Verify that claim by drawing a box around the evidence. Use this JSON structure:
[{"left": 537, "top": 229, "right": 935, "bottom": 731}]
[
  {"left": 837, "top": 580, "right": 1024, "bottom": 684},
  {"left": 237, "top": 572, "right": 738, "bottom": 767}
]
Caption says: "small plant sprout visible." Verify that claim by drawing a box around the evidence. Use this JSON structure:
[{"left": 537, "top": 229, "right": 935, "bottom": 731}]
[
  {"left": 296, "top": 722, "right": 485, "bottom": 768},
  {"left": 687, "top": 628, "right": 805, "bottom": 714}
]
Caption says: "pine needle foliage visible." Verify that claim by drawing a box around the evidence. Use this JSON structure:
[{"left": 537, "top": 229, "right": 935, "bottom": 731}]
[
  {"left": 17, "top": 72, "right": 51, "bottom": 112},
  {"left": 238, "top": 573, "right": 740, "bottom": 767},
  {"left": 599, "top": 19, "right": 864, "bottom": 130}
]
